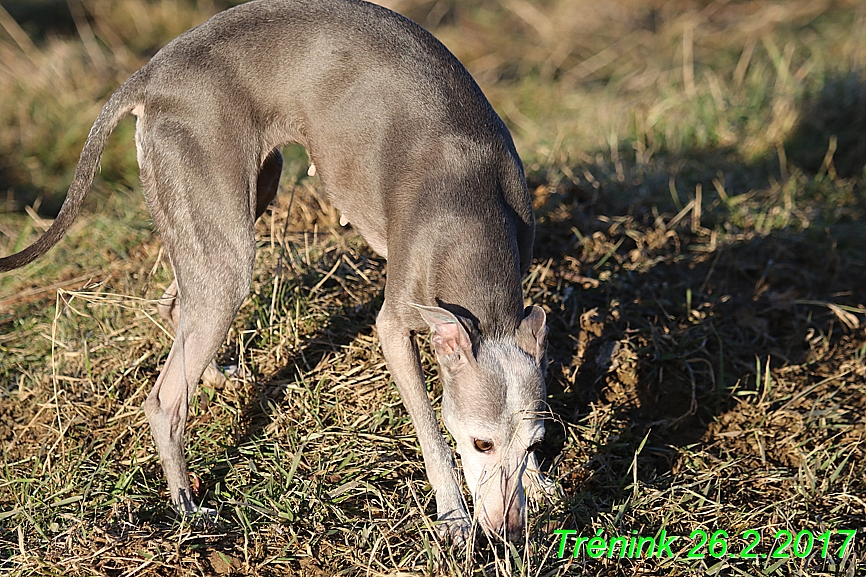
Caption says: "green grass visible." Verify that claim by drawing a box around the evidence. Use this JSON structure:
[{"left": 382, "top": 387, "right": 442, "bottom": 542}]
[{"left": 1, "top": 0, "right": 865, "bottom": 575}]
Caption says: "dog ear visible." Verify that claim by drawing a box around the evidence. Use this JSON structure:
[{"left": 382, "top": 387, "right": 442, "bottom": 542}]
[
  {"left": 409, "top": 303, "right": 474, "bottom": 368},
  {"left": 518, "top": 305, "right": 548, "bottom": 363}
]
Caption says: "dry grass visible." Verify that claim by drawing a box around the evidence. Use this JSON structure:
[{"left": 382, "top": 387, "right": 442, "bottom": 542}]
[{"left": 1, "top": 0, "right": 865, "bottom": 575}]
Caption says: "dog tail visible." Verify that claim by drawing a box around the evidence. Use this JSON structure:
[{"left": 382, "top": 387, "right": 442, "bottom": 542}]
[{"left": 0, "top": 70, "right": 146, "bottom": 273}]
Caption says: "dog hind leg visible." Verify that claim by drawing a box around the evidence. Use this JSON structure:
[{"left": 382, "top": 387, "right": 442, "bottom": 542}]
[
  {"left": 138, "top": 124, "right": 261, "bottom": 512},
  {"left": 145, "top": 236, "right": 256, "bottom": 511},
  {"left": 145, "top": 274, "right": 252, "bottom": 511}
]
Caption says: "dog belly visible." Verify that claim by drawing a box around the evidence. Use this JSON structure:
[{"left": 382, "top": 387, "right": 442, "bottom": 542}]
[{"left": 329, "top": 196, "right": 388, "bottom": 258}]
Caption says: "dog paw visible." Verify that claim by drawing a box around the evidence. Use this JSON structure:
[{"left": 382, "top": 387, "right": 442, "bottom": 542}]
[
  {"left": 176, "top": 503, "right": 220, "bottom": 527},
  {"left": 196, "top": 504, "right": 219, "bottom": 517},
  {"left": 435, "top": 510, "right": 472, "bottom": 546},
  {"left": 221, "top": 364, "right": 251, "bottom": 380},
  {"left": 202, "top": 363, "right": 251, "bottom": 388}
]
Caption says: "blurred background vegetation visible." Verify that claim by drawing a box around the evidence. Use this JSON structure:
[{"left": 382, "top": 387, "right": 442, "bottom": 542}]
[{"left": 1, "top": 0, "right": 864, "bottom": 215}]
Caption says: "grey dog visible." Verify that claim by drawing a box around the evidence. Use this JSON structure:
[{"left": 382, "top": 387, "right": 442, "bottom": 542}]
[{"left": 0, "top": 0, "right": 549, "bottom": 543}]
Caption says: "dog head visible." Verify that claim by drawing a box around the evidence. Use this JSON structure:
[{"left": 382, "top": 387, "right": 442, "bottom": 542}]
[{"left": 414, "top": 304, "right": 548, "bottom": 542}]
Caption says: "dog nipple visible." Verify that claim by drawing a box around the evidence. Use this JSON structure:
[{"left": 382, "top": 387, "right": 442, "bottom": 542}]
[
  {"left": 307, "top": 163, "right": 317, "bottom": 177},
  {"left": 340, "top": 215, "right": 349, "bottom": 227}
]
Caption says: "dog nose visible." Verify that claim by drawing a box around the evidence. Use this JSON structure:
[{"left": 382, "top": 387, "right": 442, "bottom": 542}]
[
  {"left": 478, "top": 503, "right": 524, "bottom": 541},
  {"left": 476, "top": 471, "right": 526, "bottom": 541},
  {"left": 506, "top": 526, "right": 524, "bottom": 542},
  {"left": 505, "top": 507, "right": 525, "bottom": 542}
]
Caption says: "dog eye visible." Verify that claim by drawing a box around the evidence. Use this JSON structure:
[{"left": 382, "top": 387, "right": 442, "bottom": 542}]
[
  {"left": 527, "top": 440, "right": 543, "bottom": 453},
  {"left": 473, "top": 439, "right": 494, "bottom": 452}
]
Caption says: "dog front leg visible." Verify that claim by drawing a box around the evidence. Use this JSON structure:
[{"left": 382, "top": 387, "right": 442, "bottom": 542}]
[{"left": 376, "top": 303, "right": 471, "bottom": 544}]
